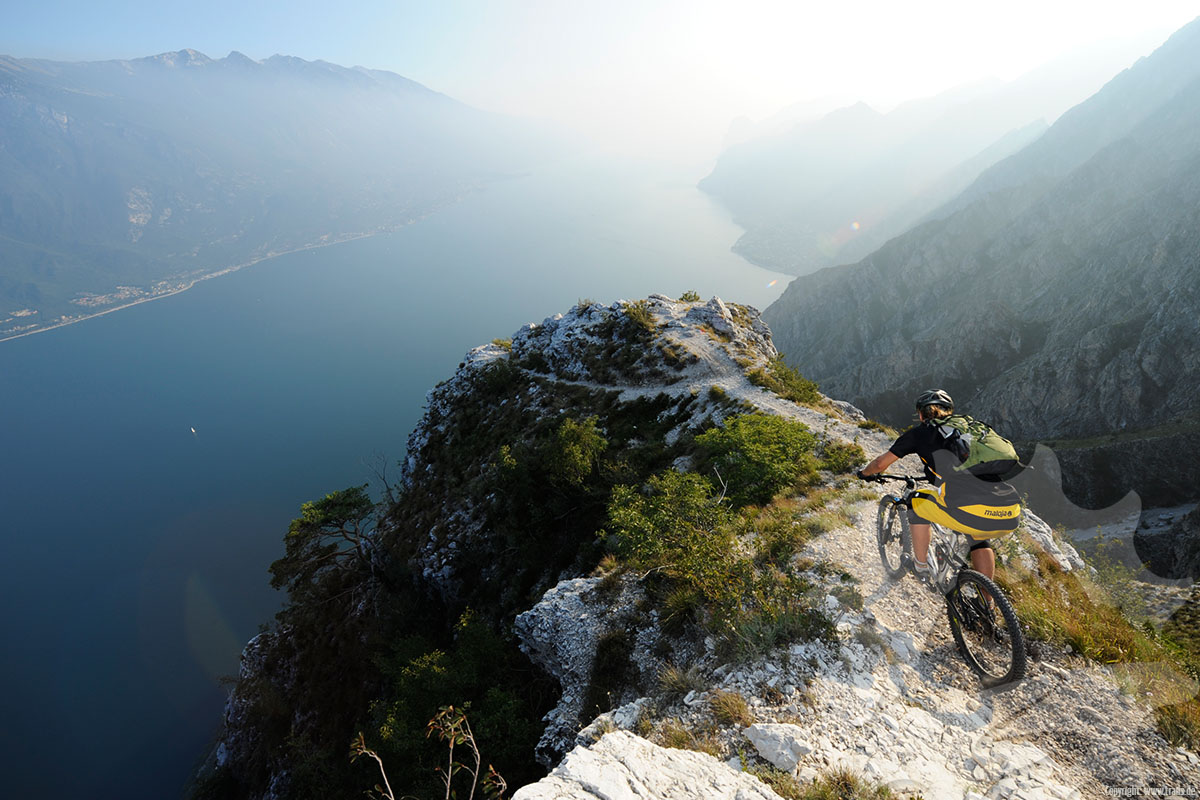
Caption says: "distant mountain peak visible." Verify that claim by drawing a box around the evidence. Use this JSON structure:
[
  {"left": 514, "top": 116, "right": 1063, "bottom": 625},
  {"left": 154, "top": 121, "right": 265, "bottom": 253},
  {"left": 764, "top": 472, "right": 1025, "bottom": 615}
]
[
  {"left": 139, "top": 48, "right": 212, "bottom": 68},
  {"left": 833, "top": 100, "right": 881, "bottom": 118},
  {"left": 222, "top": 51, "right": 258, "bottom": 66}
]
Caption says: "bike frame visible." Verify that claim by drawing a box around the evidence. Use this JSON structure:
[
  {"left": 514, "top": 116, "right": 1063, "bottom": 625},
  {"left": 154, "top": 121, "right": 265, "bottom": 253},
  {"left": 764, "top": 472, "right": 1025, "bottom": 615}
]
[{"left": 879, "top": 474, "right": 972, "bottom": 594}]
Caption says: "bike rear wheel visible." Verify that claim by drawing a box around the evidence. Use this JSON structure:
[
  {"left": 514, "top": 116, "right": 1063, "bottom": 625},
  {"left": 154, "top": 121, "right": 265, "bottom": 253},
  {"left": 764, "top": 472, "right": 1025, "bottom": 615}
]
[
  {"left": 945, "top": 570, "right": 1026, "bottom": 687},
  {"left": 876, "top": 497, "right": 911, "bottom": 580}
]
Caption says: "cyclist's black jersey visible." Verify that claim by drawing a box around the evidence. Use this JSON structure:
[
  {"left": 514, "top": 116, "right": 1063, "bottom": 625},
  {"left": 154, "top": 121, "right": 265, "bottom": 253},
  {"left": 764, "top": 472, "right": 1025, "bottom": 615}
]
[
  {"left": 889, "top": 423, "right": 1018, "bottom": 506},
  {"left": 889, "top": 423, "right": 957, "bottom": 484}
]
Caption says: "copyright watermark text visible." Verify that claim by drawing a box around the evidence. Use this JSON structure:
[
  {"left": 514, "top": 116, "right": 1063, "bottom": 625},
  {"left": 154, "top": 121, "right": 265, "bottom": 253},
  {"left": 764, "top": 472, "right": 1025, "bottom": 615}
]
[{"left": 1106, "top": 789, "right": 1197, "bottom": 797}]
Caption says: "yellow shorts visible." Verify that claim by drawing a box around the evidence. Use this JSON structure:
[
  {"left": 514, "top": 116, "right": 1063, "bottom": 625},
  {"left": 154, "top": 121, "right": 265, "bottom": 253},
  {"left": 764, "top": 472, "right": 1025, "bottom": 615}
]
[{"left": 909, "top": 484, "right": 1021, "bottom": 540}]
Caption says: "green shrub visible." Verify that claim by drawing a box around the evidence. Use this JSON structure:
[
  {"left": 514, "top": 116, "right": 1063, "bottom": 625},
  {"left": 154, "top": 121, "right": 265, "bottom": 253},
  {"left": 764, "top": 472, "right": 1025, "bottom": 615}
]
[
  {"left": 720, "top": 568, "right": 833, "bottom": 661},
  {"left": 491, "top": 337, "right": 513, "bottom": 350},
  {"left": 819, "top": 440, "right": 866, "bottom": 474},
  {"left": 695, "top": 413, "right": 818, "bottom": 506},
  {"left": 741, "top": 503, "right": 823, "bottom": 570},
  {"left": 679, "top": 290, "right": 702, "bottom": 302},
  {"left": 371, "top": 612, "right": 546, "bottom": 798},
  {"left": 747, "top": 357, "right": 822, "bottom": 408},
  {"left": 606, "top": 470, "right": 737, "bottom": 602},
  {"left": 606, "top": 468, "right": 836, "bottom": 662},
  {"left": 548, "top": 416, "right": 608, "bottom": 487},
  {"left": 623, "top": 299, "right": 657, "bottom": 332}
]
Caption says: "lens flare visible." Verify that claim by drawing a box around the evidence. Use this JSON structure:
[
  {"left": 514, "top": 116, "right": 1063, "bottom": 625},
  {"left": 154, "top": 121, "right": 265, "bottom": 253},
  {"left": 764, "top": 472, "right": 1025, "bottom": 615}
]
[
  {"left": 851, "top": 221, "right": 861, "bottom": 231},
  {"left": 767, "top": 279, "right": 778, "bottom": 288}
]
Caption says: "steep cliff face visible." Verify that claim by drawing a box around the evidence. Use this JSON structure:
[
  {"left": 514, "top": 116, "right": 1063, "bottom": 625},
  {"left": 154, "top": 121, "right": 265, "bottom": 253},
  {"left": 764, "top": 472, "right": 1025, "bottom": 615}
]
[
  {"left": 762, "top": 17, "right": 1200, "bottom": 506},
  {"left": 1137, "top": 506, "right": 1200, "bottom": 581}
]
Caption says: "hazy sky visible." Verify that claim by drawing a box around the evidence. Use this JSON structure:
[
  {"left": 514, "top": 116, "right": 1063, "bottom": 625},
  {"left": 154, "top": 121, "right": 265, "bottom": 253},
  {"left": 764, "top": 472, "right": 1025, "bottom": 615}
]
[{"left": 5, "top": 1, "right": 1198, "bottom": 162}]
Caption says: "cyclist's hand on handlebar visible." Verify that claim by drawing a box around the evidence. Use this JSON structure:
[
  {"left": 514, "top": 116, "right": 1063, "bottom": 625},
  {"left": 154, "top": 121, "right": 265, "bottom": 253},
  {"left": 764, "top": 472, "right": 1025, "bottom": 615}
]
[{"left": 855, "top": 469, "right": 882, "bottom": 482}]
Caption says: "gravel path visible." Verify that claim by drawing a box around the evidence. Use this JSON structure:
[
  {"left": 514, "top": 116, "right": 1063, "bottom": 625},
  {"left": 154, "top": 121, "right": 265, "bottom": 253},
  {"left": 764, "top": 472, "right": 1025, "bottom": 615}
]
[{"left": 785, "top": 487, "right": 1200, "bottom": 799}]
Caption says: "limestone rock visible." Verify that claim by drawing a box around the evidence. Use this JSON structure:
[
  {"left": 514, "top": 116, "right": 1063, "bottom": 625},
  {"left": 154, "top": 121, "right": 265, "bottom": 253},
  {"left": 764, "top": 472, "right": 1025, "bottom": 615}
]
[
  {"left": 512, "top": 731, "right": 785, "bottom": 800},
  {"left": 744, "top": 723, "right": 814, "bottom": 772},
  {"left": 1022, "top": 510, "right": 1084, "bottom": 572},
  {"left": 515, "top": 576, "right": 653, "bottom": 765}
]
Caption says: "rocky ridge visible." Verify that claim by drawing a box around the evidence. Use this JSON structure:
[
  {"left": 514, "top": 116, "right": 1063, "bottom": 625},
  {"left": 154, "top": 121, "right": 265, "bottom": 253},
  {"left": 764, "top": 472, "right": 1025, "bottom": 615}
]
[
  {"left": 398, "top": 294, "right": 874, "bottom": 609},
  {"left": 208, "top": 294, "right": 1197, "bottom": 800},
  {"left": 399, "top": 300, "right": 1200, "bottom": 800}
]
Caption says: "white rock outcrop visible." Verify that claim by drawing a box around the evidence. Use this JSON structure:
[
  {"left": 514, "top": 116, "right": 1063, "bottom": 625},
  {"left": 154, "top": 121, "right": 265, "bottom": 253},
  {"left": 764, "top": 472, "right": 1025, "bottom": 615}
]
[
  {"left": 744, "top": 723, "right": 813, "bottom": 772},
  {"left": 515, "top": 577, "right": 630, "bottom": 762},
  {"left": 511, "top": 730, "right": 785, "bottom": 800}
]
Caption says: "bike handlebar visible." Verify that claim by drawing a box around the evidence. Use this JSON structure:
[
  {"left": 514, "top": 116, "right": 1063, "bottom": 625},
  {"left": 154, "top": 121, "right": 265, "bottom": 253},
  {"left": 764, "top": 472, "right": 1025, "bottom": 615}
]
[{"left": 859, "top": 472, "right": 929, "bottom": 487}]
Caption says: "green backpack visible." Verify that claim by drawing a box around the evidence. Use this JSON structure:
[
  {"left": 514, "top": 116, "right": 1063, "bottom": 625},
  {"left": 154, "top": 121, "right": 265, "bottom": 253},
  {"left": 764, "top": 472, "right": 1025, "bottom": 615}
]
[{"left": 925, "top": 414, "right": 1019, "bottom": 477}]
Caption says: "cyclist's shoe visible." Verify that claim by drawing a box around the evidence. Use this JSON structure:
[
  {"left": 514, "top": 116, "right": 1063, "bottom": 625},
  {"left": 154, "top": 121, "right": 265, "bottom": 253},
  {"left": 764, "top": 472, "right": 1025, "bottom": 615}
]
[{"left": 913, "top": 559, "right": 933, "bottom": 579}]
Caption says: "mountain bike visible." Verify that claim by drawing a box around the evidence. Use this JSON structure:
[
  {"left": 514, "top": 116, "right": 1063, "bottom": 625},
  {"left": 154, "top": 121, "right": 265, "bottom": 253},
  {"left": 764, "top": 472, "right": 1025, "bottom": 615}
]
[{"left": 874, "top": 474, "right": 1027, "bottom": 687}]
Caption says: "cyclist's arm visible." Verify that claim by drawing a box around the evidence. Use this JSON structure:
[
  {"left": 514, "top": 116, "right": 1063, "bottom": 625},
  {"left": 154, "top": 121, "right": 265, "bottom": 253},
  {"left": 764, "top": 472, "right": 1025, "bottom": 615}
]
[{"left": 860, "top": 450, "right": 898, "bottom": 476}]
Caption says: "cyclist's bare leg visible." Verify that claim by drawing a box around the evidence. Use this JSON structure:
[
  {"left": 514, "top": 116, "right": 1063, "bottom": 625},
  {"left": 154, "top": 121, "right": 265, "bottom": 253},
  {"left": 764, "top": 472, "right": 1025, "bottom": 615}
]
[
  {"left": 911, "top": 523, "right": 931, "bottom": 566},
  {"left": 970, "top": 547, "right": 995, "bottom": 581},
  {"left": 969, "top": 545, "right": 996, "bottom": 604}
]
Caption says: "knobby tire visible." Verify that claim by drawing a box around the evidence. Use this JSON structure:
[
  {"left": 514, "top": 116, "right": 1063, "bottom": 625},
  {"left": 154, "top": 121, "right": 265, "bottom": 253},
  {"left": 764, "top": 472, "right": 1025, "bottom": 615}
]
[
  {"left": 876, "top": 497, "right": 911, "bottom": 580},
  {"left": 945, "top": 569, "right": 1026, "bottom": 687}
]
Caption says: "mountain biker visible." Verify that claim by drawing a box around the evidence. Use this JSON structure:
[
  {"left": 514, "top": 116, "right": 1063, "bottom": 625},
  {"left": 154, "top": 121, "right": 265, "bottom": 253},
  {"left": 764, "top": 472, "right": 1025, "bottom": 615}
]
[{"left": 855, "top": 389, "right": 1022, "bottom": 582}]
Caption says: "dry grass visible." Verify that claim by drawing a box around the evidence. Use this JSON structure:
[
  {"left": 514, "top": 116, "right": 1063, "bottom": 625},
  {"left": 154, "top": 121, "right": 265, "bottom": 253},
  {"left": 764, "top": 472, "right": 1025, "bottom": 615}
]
[
  {"left": 996, "top": 547, "right": 1164, "bottom": 664},
  {"left": 1155, "top": 699, "right": 1200, "bottom": 750},
  {"left": 654, "top": 718, "right": 721, "bottom": 757},
  {"left": 997, "top": 539, "right": 1200, "bottom": 748},
  {"left": 658, "top": 664, "right": 706, "bottom": 699},
  {"left": 800, "top": 768, "right": 893, "bottom": 799},
  {"left": 748, "top": 766, "right": 894, "bottom": 800},
  {"left": 709, "top": 689, "right": 755, "bottom": 727},
  {"left": 856, "top": 419, "right": 899, "bottom": 437}
]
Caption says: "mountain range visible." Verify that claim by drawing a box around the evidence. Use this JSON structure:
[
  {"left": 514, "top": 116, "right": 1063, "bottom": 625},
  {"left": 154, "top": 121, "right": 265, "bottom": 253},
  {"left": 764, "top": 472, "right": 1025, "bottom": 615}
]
[
  {"left": 0, "top": 49, "right": 550, "bottom": 338},
  {"left": 700, "top": 35, "right": 1172, "bottom": 276},
  {"left": 761, "top": 16, "right": 1200, "bottom": 508}
]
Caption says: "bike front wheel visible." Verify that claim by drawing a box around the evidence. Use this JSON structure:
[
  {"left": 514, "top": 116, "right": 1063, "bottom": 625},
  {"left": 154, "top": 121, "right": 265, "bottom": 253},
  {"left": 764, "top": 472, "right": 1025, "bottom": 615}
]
[
  {"left": 945, "top": 569, "right": 1027, "bottom": 687},
  {"left": 876, "top": 497, "right": 911, "bottom": 580}
]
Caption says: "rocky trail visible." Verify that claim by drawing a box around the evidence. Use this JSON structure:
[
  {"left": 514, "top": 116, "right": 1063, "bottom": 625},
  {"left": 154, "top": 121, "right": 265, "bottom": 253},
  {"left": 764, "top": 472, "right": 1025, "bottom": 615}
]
[
  {"left": 516, "top": 487, "right": 1200, "bottom": 799},
  {"left": 794, "top": 493, "right": 1200, "bottom": 798}
]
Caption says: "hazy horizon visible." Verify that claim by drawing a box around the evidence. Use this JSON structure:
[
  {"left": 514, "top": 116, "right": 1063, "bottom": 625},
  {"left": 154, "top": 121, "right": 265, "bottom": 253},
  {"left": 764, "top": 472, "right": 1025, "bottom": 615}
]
[{"left": 5, "top": 1, "right": 1198, "bottom": 164}]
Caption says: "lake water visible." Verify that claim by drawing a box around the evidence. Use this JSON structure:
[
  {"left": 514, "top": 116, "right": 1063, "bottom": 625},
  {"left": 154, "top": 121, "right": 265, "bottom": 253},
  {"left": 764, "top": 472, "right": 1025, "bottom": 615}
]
[{"left": 0, "top": 155, "right": 788, "bottom": 799}]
